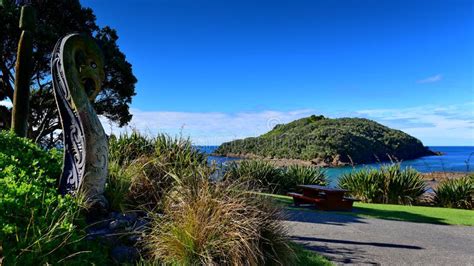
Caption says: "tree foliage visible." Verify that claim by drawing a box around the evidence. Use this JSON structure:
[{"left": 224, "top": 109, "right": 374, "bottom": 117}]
[
  {"left": 215, "top": 115, "right": 435, "bottom": 165},
  {"left": 0, "top": 0, "right": 136, "bottom": 147}
]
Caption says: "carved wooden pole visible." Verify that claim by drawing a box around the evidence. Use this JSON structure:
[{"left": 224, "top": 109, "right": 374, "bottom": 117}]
[
  {"left": 11, "top": 4, "right": 36, "bottom": 137},
  {"left": 52, "top": 34, "right": 108, "bottom": 210}
]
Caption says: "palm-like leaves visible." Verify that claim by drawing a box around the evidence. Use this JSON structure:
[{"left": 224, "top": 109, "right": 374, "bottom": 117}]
[
  {"left": 338, "top": 164, "right": 426, "bottom": 205},
  {"left": 434, "top": 175, "right": 473, "bottom": 209}
]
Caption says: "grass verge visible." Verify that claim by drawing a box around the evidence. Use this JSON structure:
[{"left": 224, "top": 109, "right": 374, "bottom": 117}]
[
  {"left": 292, "top": 243, "right": 333, "bottom": 266},
  {"left": 266, "top": 194, "right": 474, "bottom": 226}
]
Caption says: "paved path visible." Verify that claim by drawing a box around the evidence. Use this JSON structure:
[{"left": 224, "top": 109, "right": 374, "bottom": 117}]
[{"left": 284, "top": 210, "right": 474, "bottom": 265}]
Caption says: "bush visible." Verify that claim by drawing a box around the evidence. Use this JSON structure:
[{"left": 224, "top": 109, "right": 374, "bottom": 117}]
[
  {"left": 0, "top": 131, "right": 107, "bottom": 264},
  {"left": 337, "top": 168, "right": 382, "bottom": 203},
  {"left": 225, "top": 160, "right": 283, "bottom": 193},
  {"left": 224, "top": 160, "right": 326, "bottom": 194},
  {"left": 106, "top": 159, "right": 135, "bottom": 211},
  {"left": 338, "top": 164, "right": 426, "bottom": 204},
  {"left": 109, "top": 131, "right": 155, "bottom": 165},
  {"left": 107, "top": 133, "right": 326, "bottom": 265},
  {"left": 434, "top": 175, "right": 473, "bottom": 209},
  {"left": 143, "top": 176, "right": 295, "bottom": 265},
  {"left": 282, "top": 165, "right": 326, "bottom": 192},
  {"left": 106, "top": 132, "right": 210, "bottom": 210}
]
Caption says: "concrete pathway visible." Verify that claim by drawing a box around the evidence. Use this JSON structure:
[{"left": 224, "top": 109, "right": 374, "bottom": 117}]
[{"left": 284, "top": 209, "right": 474, "bottom": 265}]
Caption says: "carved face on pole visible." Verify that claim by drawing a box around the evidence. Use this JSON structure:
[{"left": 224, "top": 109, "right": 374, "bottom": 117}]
[
  {"left": 62, "top": 34, "right": 105, "bottom": 104},
  {"left": 74, "top": 41, "right": 105, "bottom": 101}
]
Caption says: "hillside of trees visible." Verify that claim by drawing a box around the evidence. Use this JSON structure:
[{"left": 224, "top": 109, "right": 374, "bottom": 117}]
[{"left": 215, "top": 115, "right": 436, "bottom": 166}]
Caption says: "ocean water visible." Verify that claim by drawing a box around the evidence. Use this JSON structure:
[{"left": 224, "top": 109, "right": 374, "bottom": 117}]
[{"left": 197, "top": 146, "right": 474, "bottom": 186}]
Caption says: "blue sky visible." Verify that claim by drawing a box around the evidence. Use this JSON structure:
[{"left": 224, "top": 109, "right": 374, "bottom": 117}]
[{"left": 68, "top": 1, "right": 474, "bottom": 145}]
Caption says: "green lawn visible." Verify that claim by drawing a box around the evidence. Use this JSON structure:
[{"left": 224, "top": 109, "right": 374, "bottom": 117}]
[
  {"left": 292, "top": 243, "right": 332, "bottom": 266},
  {"left": 266, "top": 194, "right": 474, "bottom": 226}
]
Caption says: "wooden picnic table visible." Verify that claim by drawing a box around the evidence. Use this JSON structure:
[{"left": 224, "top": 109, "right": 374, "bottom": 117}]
[{"left": 288, "top": 185, "right": 358, "bottom": 211}]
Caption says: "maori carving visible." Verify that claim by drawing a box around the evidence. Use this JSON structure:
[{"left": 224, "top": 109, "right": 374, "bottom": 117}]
[{"left": 51, "top": 33, "right": 108, "bottom": 207}]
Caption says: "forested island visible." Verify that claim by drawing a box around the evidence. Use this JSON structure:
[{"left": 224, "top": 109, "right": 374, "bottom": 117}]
[{"left": 215, "top": 115, "right": 437, "bottom": 166}]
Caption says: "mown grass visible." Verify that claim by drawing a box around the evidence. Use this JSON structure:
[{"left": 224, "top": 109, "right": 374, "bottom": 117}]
[
  {"left": 292, "top": 243, "right": 333, "bottom": 266},
  {"left": 266, "top": 194, "right": 474, "bottom": 226}
]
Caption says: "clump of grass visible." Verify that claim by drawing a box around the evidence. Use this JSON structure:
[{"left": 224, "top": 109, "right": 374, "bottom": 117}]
[
  {"left": 107, "top": 132, "right": 316, "bottom": 265},
  {"left": 224, "top": 160, "right": 326, "bottom": 194},
  {"left": 225, "top": 160, "right": 283, "bottom": 193},
  {"left": 109, "top": 131, "right": 155, "bottom": 165},
  {"left": 106, "top": 132, "right": 210, "bottom": 210},
  {"left": 337, "top": 168, "right": 381, "bottom": 202},
  {"left": 143, "top": 176, "right": 295, "bottom": 265},
  {"left": 383, "top": 164, "right": 427, "bottom": 205},
  {"left": 282, "top": 165, "right": 326, "bottom": 191},
  {"left": 434, "top": 175, "right": 473, "bottom": 209},
  {"left": 338, "top": 164, "right": 426, "bottom": 205},
  {"left": 106, "top": 159, "right": 135, "bottom": 211}
]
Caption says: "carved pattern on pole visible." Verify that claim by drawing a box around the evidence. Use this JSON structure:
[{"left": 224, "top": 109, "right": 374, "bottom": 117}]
[{"left": 51, "top": 33, "right": 108, "bottom": 207}]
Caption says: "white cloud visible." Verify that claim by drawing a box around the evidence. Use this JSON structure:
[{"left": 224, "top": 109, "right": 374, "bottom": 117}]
[
  {"left": 417, "top": 74, "right": 442, "bottom": 84},
  {"left": 357, "top": 102, "right": 474, "bottom": 146},
  {"left": 0, "top": 100, "right": 13, "bottom": 108},
  {"left": 101, "top": 108, "right": 316, "bottom": 145},
  {"left": 100, "top": 102, "right": 474, "bottom": 146}
]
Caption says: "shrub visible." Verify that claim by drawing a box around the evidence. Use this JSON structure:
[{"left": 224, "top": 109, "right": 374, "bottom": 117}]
[
  {"left": 434, "top": 175, "right": 473, "bottom": 209},
  {"left": 224, "top": 160, "right": 283, "bottom": 193},
  {"left": 337, "top": 168, "right": 382, "bottom": 203},
  {"left": 143, "top": 176, "right": 295, "bottom": 265},
  {"left": 282, "top": 165, "right": 327, "bottom": 192},
  {"left": 106, "top": 132, "right": 210, "bottom": 210},
  {"left": 106, "top": 132, "right": 313, "bottom": 265},
  {"left": 338, "top": 164, "right": 426, "bottom": 205},
  {"left": 224, "top": 160, "right": 326, "bottom": 194},
  {"left": 383, "top": 165, "right": 427, "bottom": 205},
  {"left": 109, "top": 131, "right": 155, "bottom": 165},
  {"left": 105, "top": 159, "right": 135, "bottom": 211},
  {"left": 0, "top": 131, "right": 107, "bottom": 264}
]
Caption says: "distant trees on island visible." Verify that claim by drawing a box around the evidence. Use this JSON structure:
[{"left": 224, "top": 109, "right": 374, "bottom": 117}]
[{"left": 215, "top": 115, "right": 436, "bottom": 166}]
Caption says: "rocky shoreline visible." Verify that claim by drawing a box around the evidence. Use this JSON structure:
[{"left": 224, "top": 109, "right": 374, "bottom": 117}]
[
  {"left": 213, "top": 152, "right": 441, "bottom": 168},
  {"left": 421, "top": 172, "right": 470, "bottom": 189},
  {"left": 214, "top": 152, "right": 348, "bottom": 167}
]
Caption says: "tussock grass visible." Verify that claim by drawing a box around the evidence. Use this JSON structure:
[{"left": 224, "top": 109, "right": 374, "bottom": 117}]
[
  {"left": 144, "top": 177, "right": 295, "bottom": 265},
  {"left": 106, "top": 131, "right": 209, "bottom": 210},
  {"left": 107, "top": 132, "right": 298, "bottom": 265},
  {"left": 225, "top": 160, "right": 283, "bottom": 193},
  {"left": 224, "top": 160, "right": 327, "bottom": 194},
  {"left": 283, "top": 164, "right": 326, "bottom": 190},
  {"left": 338, "top": 164, "right": 426, "bottom": 204},
  {"left": 434, "top": 175, "right": 473, "bottom": 209}
]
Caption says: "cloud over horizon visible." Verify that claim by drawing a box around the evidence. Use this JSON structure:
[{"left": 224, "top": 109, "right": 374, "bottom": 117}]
[
  {"left": 102, "top": 108, "right": 316, "bottom": 145},
  {"left": 102, "top": 103, "right": 474, "bottom": 146},
  {"left": 356, "top": 102, "right": 474, "bottom": 146}
]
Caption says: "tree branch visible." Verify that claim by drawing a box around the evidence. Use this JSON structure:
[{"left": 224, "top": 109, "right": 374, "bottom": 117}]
[{"left": 0, "top": 63, "right": 14, "bottom": 100}]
